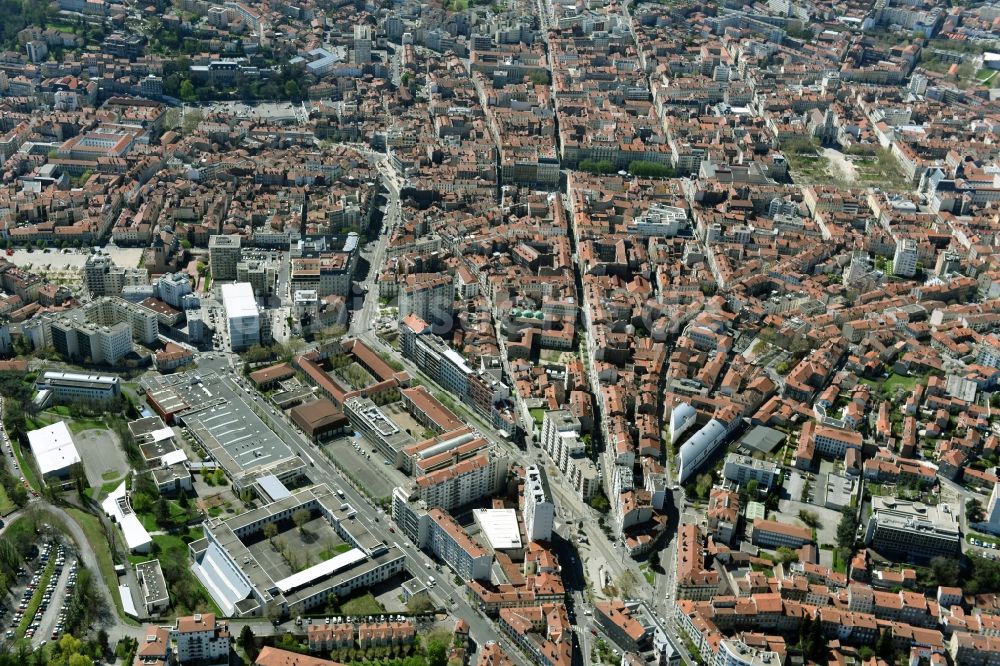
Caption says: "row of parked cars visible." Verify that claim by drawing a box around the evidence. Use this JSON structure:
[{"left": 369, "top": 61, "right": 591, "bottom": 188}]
[
  {"left": 5, "top": 542, "right": 57, "bottom": 640},
  {"left": 47, "top": 557, "right": 78, "bottom": 642}
]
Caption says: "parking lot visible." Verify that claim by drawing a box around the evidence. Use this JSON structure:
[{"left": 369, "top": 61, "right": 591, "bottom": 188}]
[
  {"left": 321, "top": 436, "right": 396, "bottom": 500},
  {"left": 4, "top": 541, "right": 78, "bottom": 648},
  {"left": 75, "top": 428, "right": 128, "bottom": 489}
]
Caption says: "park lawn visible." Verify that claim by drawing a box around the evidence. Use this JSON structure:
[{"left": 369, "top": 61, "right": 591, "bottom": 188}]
[
  {"left": 530, "top": 408, "right": 545, "bottom": 425},
  {"left": 860, "top": 372, "right": 921, "bottom": 395},
  {"left": 67, "top": 418, "right": 108, "bottom": 434},
  {"left": 340, "top": 591, "right": 385, "bottom": 616},
  {"left": 64, "top": 507, "right": 138, "bottom": 626},
  {"left": 0, "top": 484, "right": 14, "bottom": 515}
]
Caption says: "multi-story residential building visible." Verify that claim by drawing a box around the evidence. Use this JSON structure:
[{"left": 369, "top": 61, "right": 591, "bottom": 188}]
[
  {"left": 399, "top": 315, "right": 512, "bottom": 429},
  {"left": 749, "top": 519, "right": 812, "bottom": 549},
  {"left": 398, "top": 274, "right": 454, "bottom": 327},
  {"left": 222, "top": 283, "right": 259, "bottom": 351},
  {"left": 353, "top": 25, "right": 372, "bottom": 65},
  {"left": 209, "top": 235, "right": 242, "bottom": 281},
  {"left": 893, "top": 238, "right": 919, "bottom": 278},
  {"left": 23, "top": 297, "right": 159, "bottom": 364},
  {"left": 865, "top": 497, "right": 961, "bottom": 563},
  {"left": 812, "top": 425, "right": 863, "bottom": 458},
  {"left": 722, "top": 454, "right": 779, "bottom": 491},
  {"left": 426, "top": 508, "right": 492, "bottom": 581},
  {"left": 523, "top": 465, "right": 554, "bottom": 543},
  {"left": 84, "top": 254, "right": 149, "bottom": 298},
  {"left": 416, "top": 452, "right": 509, "bottom": 513},
  {"left": 170, "top": 613, "right": 231, "bottom": 664},
  {"left": 949, "top": 633, "right": 1000, "bottom": 666},
  {"left": 155, "top": 273, "right": 192, "bottom": 309},
  {"left": 135, "top": 626, "right": 171, "bottom": 666},
  {"left": 715, "top": 639, "right": 783, "bottom": 666},
  {"left": 236, "top": 259, "right": 278, "bottom": 298}
]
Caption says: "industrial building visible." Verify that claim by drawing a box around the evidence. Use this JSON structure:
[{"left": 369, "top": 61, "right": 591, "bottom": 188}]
[
  {"left": 141, "top": 372, "right": 303, "bottom": 488},
  {"left": 26, "top": 421, "right": 81, "bottom": 479}
]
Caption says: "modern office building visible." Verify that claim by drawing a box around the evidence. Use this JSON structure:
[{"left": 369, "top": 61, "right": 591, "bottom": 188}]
[
  {"left": 221, "top": 283, "right": 260, "bottom": 351},
  {"left": 677, "top": 419, "right": 729, "bottom": 483},
  {"left": 36, "top": 371, "right": 121, "bottom": 403},
  {"left": 209, "top": 235, "right": 242, "bottom": 280},
  {"left": 236, "top": 258, "right": 278, "bottom": 298},
  {"left": 625, "top": 204, "right": 689, "bottom": 237},
  {"left": 523, "top": 465, "right": 554, "bottom": 542},
  {"left": 864, "top": 497, "right": 961, "bottom": 563},
  {"left": 353, "top": 24, "right": 372, "bottom": 65}
]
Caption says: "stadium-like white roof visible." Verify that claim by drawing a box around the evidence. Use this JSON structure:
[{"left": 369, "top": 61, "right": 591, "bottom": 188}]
[{"left": 26, "top": 421, "right": 80, "bottom": 476}]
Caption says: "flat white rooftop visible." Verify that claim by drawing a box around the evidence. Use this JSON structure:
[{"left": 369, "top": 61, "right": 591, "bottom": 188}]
[
  {"left": 27, "top": 421, "right": 80, "bottom": 476},
  {"left": 274, "top": 548, "right": 367, "bottom": 593},
  {"left": 474, "top": 508, "right": 522, "bottom": 550},
  {"left": 221, "top": 282, "right": 259, "bottom": 320}
]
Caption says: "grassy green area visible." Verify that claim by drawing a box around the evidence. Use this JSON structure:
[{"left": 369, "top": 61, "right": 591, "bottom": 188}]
[
  {"left": 529, "top": 408, "right": 545, "bottom": 425},
  {"left": 832, "top": 548, "right": 847, "bottom": 573},
  {"left": 11, "top": 439, "right": 41, "bottom": 491},
  {"left": 320, "top": 542, "right": 353, "bottom": 559},
  {"left": 640, "top": 563, "right": 655, "bottom": 586},
  {"left": 63, "top": 507, "right": 137, "bottom": 625},
  {"left": 0, "top": 483, "right": 14, "bottom": 515},
  {"left": 859, "top": 372, "right": 921, "bottom": 396},
  {"left": 66, "top": 418, "right": 107, "bottom": 434},
  {"left": 340, "top": 591, "right": 385, "bottom": 616},
  {"left": 851, "top": 150, "right": 909, "bottom": 190},
  {"left": 128, "top": 528, "right": 202, "bottom": 565},
  {"left": 50, "top": 405, "right": 72, "bottom": 417},
  {"left": 17, "top": 550, "right": 56, "bottom": 638},
  {"left": 787, "top": 151, "right": 835, "bottom": 185},
  {"left": 101, "top": 470, "right": 120, "bottom": 481},
  {"left": 969, "top": 531, "right": 1000, "bottom": 547}
]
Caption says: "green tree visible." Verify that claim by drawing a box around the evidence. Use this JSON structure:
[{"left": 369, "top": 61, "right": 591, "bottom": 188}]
[
  {"left": 293, "top": 508, "right": 311, "bottom": 533},
  {"left": 695, "top": 473, "right": 713, "bottom": 499},
  {"left": 264, "top": 522, "right": 278, "bottom": 543},
  {"left": 930, "top": 555, "right": 961, "bottom": 587},
  {"left": 154, "top": 497, "right": 172, "bottom": 527},
  {"left": 968, "top": 498, "right": 985, "bottom": 523},
  {"left": 876, "top": 628, "right": 894, "bottom": 661},
  {"left": 283, "top": 79, "right": 300, "bottom": 99},
  {"left": 427, "top": 640, "right": 448, "bottom": 666},
  {"left": 776, "top": 546, "right": 798, "bottom": 565},
  {"left": 745, "top": 478, "right": 759, "bottom": 498},
  {"left": 179, "top": 79, "right": 195, "bottom": 102},
  {"left": 239, "top": 625, "right": 258, "bottom": 660},
  {"left": 627, "top": 160, "right": 675, "bottom": 178}
]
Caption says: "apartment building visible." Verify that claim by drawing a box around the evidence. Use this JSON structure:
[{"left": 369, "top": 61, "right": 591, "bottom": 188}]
[
  {"left": 209, "top": 235, "right": 242, "bottom": 280},
  {"left": 24, "top": 297, "right": 158, "bottom": 364},
  {"left": 135, "top": 626, "right": 171, "bottom": 666},
  {"left": 524, "top": 465, "right": 554, "bottom": 543},
  {"left": 893, "top": 238, "right": 919, "bottom": 278},
  {"left": 426, "top": 508, "right": 492, "bottom": 581},
  {"left": 812, "top": 425, "right": 863, "bottom": 458},
  {"left": 723, "top": 454, "right": 780, "bottom": 491},
  {"left": 171, "top": 613, "right": 231, "bottom": 664},
  {"left": 416, "top": 452, "right": 509, "bottom": 513},
  {"left": 84, "top": 253, "right": 149, "bottom": 298},
  {"left": 398, "top": 274, "right": 454, "bottom": 326},
  {"left": 715, "top": 639, "right": 783, "bottom": 666},
  {"left": 155, "top": 273, "right": 193, "bottom": 309}
]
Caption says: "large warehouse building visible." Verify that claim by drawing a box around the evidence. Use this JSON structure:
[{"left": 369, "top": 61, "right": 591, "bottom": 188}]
[{"left": 27, "top": 421, "right": 81, "bottom": 479}]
